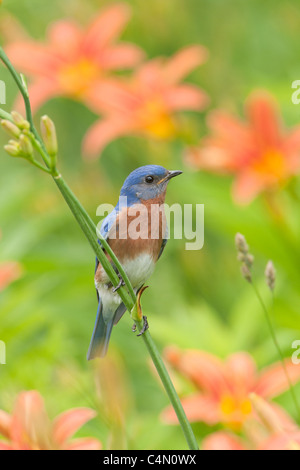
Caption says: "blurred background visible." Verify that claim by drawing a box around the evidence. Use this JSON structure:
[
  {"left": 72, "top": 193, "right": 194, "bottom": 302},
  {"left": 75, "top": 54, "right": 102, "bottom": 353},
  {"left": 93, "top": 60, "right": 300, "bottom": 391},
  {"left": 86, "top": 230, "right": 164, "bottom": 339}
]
[{"left": 0, "top": 0, "right": 300, "bottom": 450}]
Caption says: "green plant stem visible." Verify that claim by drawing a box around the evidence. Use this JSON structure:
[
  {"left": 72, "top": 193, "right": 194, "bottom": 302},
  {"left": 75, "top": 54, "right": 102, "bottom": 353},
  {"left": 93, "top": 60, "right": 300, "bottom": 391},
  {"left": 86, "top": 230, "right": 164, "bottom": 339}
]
[
  {"left": 252, "top": 282, "right": 300, "bottom": 423},
  {"left": 0, "top": 108, "right": 13, "bottom": 121},
  {"left": 141, "top": 329, "right": 199, "bottom": 449},
  {"left": 0, "top": 46, "right": 199, "bottom": 450},
  {"left": 30, "top": 158, "right": 52, "bottom": 173},
  {"left": 0, "top": 48, "right": 36, "bottom": 135}
]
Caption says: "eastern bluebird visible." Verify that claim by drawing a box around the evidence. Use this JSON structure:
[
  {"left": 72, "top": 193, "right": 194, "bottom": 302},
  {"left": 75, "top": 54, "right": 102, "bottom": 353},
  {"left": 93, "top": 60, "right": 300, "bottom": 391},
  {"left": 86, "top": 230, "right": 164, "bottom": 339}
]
[{"left": 87, "top": 165, "right": 182, "bottom": 359}]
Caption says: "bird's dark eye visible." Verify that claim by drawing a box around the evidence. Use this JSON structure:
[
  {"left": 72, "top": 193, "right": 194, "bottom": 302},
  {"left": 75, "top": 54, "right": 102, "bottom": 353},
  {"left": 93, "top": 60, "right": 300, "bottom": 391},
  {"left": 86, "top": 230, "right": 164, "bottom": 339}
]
[{"left": 145, "top": 175, "right": 154, "bottom": 184}]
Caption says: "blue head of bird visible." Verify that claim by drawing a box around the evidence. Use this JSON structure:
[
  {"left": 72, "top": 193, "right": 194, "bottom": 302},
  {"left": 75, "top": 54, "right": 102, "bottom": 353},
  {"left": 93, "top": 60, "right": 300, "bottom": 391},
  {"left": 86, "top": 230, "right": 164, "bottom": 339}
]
[{"left": 120, "top": 165, "right": 182, "bottom": 205}]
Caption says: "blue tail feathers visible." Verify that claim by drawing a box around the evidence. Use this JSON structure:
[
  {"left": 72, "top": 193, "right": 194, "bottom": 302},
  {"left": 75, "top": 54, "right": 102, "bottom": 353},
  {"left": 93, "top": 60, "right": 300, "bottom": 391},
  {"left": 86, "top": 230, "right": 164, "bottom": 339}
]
[{"left": 87, "top": 301, "right": 114, "bottom": 360}]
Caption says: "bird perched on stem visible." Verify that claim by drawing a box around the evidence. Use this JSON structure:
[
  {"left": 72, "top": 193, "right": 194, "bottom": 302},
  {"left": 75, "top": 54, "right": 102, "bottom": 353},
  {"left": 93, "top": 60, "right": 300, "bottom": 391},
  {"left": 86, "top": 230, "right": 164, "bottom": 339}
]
[{"left": 87, "top": 165, "right": 182, "bottom": 359}]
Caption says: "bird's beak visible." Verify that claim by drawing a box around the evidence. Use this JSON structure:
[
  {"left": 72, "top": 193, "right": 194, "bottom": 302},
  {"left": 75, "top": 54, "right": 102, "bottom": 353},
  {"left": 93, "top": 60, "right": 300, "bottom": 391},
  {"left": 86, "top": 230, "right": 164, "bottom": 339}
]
[{"left": 158, "top": 170, "right": 183, "bottom": 185}]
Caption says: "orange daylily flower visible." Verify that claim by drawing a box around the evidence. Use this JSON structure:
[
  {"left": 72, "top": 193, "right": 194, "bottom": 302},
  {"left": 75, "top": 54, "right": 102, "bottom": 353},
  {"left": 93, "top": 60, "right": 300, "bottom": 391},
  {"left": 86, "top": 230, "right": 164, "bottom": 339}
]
[
  {"left": 161, "top": 347, "right": 300, "bottom": 430},
  {"left": 4, "top": 3, "right": 144, "bottom": 111},
  {"left": 0, "top": 390, "right": 101, "bottom": 450},
  {"left": 202, "top": 394, "right": 300, "bottom": 450},
  {"left": 186, "top": 92, "right": 300, "bottom": 204},
  {"left": 82, "top": 45, "right": 209, "bottom": 158}
]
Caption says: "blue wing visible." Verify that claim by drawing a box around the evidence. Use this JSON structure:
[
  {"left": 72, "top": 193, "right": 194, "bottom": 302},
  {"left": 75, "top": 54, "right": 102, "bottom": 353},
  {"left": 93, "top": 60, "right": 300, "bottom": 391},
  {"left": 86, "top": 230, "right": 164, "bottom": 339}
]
[
  {"left": 158, "top": 223, "right": 168, "bottom": 260},
  {"left": 90, "top": 207, "right": 125, "bottom": 359},
  {"left": 158, "top": 237, "right": 167, "bottom": 260},
  {"left": 94, "top": 208, "right": 119, "bottom": 300}
]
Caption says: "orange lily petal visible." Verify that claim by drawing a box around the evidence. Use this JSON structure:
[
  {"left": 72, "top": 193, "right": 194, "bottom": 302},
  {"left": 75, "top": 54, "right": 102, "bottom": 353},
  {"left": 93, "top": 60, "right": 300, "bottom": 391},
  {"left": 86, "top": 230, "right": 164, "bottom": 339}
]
[
  {"left": 246, "top": 91, "right": 282, "bottom": 152},
  {"left": 100, "top": 43, "right": 144, "bottom": 70},
  {"left": 11, "top": 390, "right": 52, "bottom": 450},
  {"left": 164, "top": 346, "right": 228, "bottom": 398},
  {"left": 285, "top": 126, "right": 300, "bottom": 151},
  {"left": 86, "top": 80, "right": 139, "bottom": 115},
  {"left": 52, "top": 408, "right": 97, "bottom": 446},
  {"left": 232, "top": 171, "right": 265, "bottom": 205},
  {"left": 202, "top": 431, "right": 246, "bottom": 450},
  {"left": 82, "top": 117, "right": 135, "bottom": 159},
  {"left": 135, "top": 59, "right": 164, "bottom": 87},
  {"left": 206, "top": 110, "right": 254, "bottom": 171},
  {"left": 164, "top": 84, "right": 209, "bottom": 111},
  {"left": 207, "top": 110, "right": 250, "bottom": 150},
  {"left": 5, "top": 42, "right": 62, "bottom": 77},
  {"left": 249, "top": 395, "right": 297, "bottom": 437},
  {"left": 47, "top": 20, "right": 82, "bottom": 59},
  {"left": 259, "top": 431, "right": 300, "bottom": 450},
  {"left": 83, "top": 3, "right": 131, "bottom": 55},
  {"left": 161, "top": 394, "right": 220, "bottom": 425},
  {"left": 268, "top": 402, "right": 299, "bottom": 433},
  {"left": 0, "top": 441, "right": 15, "bottom": 450},
  {"left": 0, "top": 410, "right": 12, "bottom": 438},
  {"left": 255, "top": 360, "right": 300, "bottom": 399},
  {"left": 185, "top": 145, "right": 234, "bottom": 173},
  {"left": 162, "top": 45, "right": 208, "bottom": 85},
  {"left": 224, "top": 352, "right": 257, "bottom": 396},
  {"left": 64, "top": 437, "right": 102, "bottom": 450}
]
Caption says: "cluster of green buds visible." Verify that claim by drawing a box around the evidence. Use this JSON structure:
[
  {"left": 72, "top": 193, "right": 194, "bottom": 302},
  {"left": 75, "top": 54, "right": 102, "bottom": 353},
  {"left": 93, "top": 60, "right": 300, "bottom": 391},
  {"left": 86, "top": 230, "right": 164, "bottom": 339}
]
[
  {"left": 235, "top": 232, "right": 254, "bottom": 283},
  {"left": 1, "top": 111, "right": 33, "bottom": 160},
  {"left": 1, "top": 112, "right": 58, "bottom": 173}
]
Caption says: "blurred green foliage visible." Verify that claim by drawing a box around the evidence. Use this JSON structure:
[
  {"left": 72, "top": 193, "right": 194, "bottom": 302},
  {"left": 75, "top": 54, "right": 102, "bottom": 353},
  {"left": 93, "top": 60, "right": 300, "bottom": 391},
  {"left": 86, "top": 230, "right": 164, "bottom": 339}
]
[{"left": 0, "top": 0, "right": 300, "bottom": 450}]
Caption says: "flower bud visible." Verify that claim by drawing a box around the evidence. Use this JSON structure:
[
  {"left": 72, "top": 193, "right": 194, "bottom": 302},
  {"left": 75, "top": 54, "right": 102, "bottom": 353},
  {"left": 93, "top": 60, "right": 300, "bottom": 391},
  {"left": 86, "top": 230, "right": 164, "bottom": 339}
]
[
  {"left": 4, "top": 142, "right": 21, "bottom": 157},
  {"left": 237, "top": 252, "right": 254, "bottom": 266},
  {"left": 235, "top": 232, "right": 254, "bottom": 283},
  {"left": 40, "top": 115, "right": 58, "bottom": 159},
  {"left": 11, "top": 111, "right": 30, "bottom": 130},
  {"left": 235, "top": 233, "right": 249, "bottom": 254},
  {"left": 1, "top": 119, "right": 21, "bottom": 139},
  {"left": 19, "top": 134, "right": 33, "bottom": 158},
  {"left": 265, "top": 260, "right": 276, "bottom": 291},
  {"left": 241, "top": 263, "right": 252, "bottom": 283},
  {"left": 130, "top": 285, "right": 148, "bottom": 322}
]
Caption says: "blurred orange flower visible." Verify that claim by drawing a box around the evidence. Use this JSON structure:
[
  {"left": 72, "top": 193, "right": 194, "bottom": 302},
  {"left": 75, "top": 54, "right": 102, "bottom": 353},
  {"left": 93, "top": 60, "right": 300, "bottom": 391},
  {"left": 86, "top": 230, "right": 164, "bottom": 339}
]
[
  {"left": 4, "top": 3, "right": 144, "bottom": 111},
  {"left": 202, "top": 430, "right": 300, "bottom": 450},
  {"left": 161, "top": 347, "right": 300, "bottom": 430},
  {"left": 82, "top": 45, "right": 208, "bottom": 158},
  {"left": 0, "top": 390, "right": 101, "bottom": 450},
  {"left": 186, "top": 92, "right": 300, "bottom": 204},
  {"left": 202, "top": 394, "right": 300, "bottom": 450},
  {"left": 0, "top": 230, "right": 22, "bottom": 290},
  {"left": 0, "top": 261, "right": 21, "bottom": 291}
]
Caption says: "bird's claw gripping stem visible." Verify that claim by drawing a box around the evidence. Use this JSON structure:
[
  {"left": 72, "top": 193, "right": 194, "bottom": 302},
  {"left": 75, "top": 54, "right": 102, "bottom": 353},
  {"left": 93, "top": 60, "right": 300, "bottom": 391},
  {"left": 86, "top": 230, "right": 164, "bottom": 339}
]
[
  {"left": 112, "top": 274, "right": 126, "bottom": 293},
  {"left": 137, "top": 315, "right": 149, "bottom": 336}
]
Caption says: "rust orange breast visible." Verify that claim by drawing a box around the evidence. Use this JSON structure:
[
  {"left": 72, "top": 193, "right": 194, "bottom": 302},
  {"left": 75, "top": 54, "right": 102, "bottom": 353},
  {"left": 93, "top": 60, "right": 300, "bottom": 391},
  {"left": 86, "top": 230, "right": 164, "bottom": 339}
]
[{"left": 95, "top": 194, "right": 167, "bottom": 285}]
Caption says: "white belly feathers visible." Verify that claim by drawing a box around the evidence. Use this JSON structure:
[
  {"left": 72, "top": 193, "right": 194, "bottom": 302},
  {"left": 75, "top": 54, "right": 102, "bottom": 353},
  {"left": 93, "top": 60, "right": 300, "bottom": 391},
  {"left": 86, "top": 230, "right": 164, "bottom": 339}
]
[{"left": 95, "top": 252, "right": 155, "bottom": 308}]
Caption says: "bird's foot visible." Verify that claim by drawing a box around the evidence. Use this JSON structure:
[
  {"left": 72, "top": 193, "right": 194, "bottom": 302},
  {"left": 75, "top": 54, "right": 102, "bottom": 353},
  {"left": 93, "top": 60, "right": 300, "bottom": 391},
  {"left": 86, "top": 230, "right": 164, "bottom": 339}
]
[
  {"left": 112, "top": 274, "right": 125, "bottom": 293},
  {"left": 132, "top": 323, "right": 137, "bottom": 332},
  {"left": 137, "top": 315, "right": 149, "bottom": 336}
]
